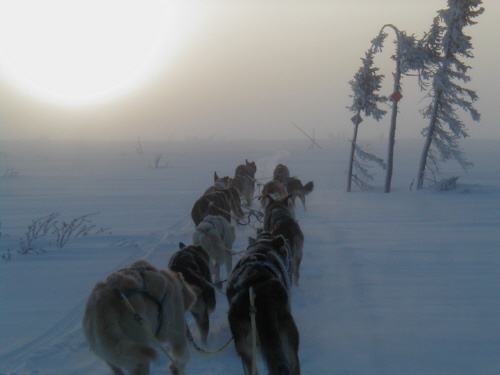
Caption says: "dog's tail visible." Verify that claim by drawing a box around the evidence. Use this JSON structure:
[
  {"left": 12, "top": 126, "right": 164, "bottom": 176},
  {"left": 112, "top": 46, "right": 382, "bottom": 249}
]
[
  {"left": 303, "top": 181, "right": 314, "bottom": 194},
  {"left": 254, "top": 281, "right": 293, "bottom": 375}
]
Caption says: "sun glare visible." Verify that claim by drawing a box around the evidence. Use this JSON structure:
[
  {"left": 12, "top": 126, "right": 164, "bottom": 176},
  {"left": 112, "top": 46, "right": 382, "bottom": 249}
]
[{"left": 0, "top": 0, "right": 204, "bottom": 106}]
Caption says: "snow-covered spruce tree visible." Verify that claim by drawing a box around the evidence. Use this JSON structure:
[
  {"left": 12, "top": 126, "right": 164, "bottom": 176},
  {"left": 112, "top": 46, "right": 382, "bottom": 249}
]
[
  {"left": 347, "top": 39, "right": 387, "bottom": 192},
  {"left": 416, "top": 0, "right": 484, "bottom": 190},
  {"left": 377, "top": 25, "right": 431, "bottom": 193}
]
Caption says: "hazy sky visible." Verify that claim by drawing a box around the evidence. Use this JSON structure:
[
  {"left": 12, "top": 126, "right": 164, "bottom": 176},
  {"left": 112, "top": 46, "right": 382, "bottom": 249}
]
[{"left": 0, "top": 0, "right": 498, "bottom": 141}]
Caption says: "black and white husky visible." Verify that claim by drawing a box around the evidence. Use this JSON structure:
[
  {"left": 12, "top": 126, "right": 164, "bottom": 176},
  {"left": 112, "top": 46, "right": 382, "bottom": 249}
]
[
  {"left": 226, "top": 232, "right": 300, "bottom": 375},
  {"left": 168, "top": 243, "right": 216, "bottom": 345},
  {"left": 264, "top": 195, "right": 304, "bottom": 286},
  {"left": 231, "top": 159, "right": 257, "bottom": 206},
  {"left": 284, "top": 178, "right": 314, "bottom": 211}
]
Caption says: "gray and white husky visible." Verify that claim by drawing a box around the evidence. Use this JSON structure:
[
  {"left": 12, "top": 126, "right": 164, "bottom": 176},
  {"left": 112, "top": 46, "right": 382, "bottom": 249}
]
[
  {"left": 192, "top": 214, "right": 236, "bottom": 285},
  {"left": 226, "top": 232, "right": 300, "bottom": 375},
  {"left": 82, "top": 259, "right": 196, "bottom": 375}
]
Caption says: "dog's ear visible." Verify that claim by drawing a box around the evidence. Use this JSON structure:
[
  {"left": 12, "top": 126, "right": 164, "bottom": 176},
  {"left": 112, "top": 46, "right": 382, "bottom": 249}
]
[
  {"left": 214, "top": 171, "right": 219, "bottom": 182},
  {"left": 179, "top": 242, "right": 186, "bottom": 249}
]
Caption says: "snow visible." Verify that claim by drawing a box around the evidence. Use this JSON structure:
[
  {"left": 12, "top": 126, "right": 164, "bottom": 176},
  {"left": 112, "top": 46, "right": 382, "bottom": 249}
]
[{"left": 0, "top": 138, "right": 499, "bottom": 375}]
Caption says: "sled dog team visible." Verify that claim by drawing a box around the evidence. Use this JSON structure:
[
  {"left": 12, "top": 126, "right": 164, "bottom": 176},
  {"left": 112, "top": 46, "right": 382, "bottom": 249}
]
[{"left": 82, "top": 161, "right": 314, "bottom": 375}]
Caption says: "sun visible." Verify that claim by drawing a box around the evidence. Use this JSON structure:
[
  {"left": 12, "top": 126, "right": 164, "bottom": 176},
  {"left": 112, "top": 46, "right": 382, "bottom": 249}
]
[{"left": 0, "top": 0, "right": 204, "bottom": 107}]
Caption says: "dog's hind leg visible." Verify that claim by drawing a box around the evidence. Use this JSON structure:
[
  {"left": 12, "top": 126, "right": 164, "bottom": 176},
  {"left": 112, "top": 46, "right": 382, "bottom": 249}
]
[
  {"left": 256, "top": 284, "right": 293, "bottom": 375},
  {"left": 292, "top": 259, "right": 300, "bottom": 287},
  {"left": 281, "top": 315, "right": 301, "bottom": 375},
  {"left": 213, "top": 262, "right": 221, "bottom": 285},
  {"left": 234, "top": 331, "right": 254, "bottom": 375},
  {"left": 131, "top": 362, "right": 150, "bottom": 375},
  {"left": 191, "top": 308, "right": 210, "bottom": 345},
  {"left": 225, "top": 254, "right": 233, "bottom": 281},
  {"left": 106, "top": 362, "right": 125, "bottom": 375},
  {"left": 166, "top": 339, "right": 190, "bottom": 375},
  {"left": 229, "top": 307, "right": 254, "bottom": 375},
  {"left": 299, "top": 195, "right": 306, "bottom": 211}
]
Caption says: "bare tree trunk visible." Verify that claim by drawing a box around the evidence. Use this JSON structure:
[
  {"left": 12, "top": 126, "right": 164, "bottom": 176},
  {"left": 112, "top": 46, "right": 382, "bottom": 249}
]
[
  {"left": 417, "top": 98, "right": 440, "bottom": 189},
  {"left": 383, "top": 24, "right": 402, "bottom": 194},
  {"left": 385, "top": 102, "right": 398, "bottom": 193},
  {"left": 347, "top": 111, "right": 361, "bottom": 192}
]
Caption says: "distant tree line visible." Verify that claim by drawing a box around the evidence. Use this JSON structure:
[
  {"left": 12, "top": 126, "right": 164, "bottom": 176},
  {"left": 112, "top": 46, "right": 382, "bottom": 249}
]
[{"left": 346, "top": 0, "right": 484, "bottom": 192}]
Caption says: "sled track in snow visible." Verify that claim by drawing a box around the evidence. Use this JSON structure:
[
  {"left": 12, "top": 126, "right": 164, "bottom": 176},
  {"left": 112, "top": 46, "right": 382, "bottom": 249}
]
[
  {"left": 0, "top": 213, "right": 196, "bottom": 374},
  {"left": 0, "top": 149, "right": 291, "bottom": 375}
]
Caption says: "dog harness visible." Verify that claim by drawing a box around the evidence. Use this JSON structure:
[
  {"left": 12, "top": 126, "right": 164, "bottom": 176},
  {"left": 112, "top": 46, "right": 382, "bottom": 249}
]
[
  {"left": 268, "top": 207, "right": 294, "bottom": 230},
  {"left": 115, "top": 267, "right": 168, "bottom": 337}
]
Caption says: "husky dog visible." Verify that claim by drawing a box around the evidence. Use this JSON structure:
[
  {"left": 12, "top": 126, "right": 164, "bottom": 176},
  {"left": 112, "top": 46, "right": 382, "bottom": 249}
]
[
  {"left": 285, "top": 178, "right": 314, "bottom": 211},
  {"left": 231, "top": 159, "right": 257, "bottom": 206},
  {"left": 258, "top": 179, "right": 289, "bottom": 212},
  {"left": 192, "top": 214, "right": 236, "bottom": 284},
  {"left": 248, "top": 230, "right": 293, "bottom": 284},
  {"left": 272, "top": 163, "right": 290, "bottom": 184},
  {"left": 203, "top": 172, "right": 231, "bottom": 195},
  {"left": 82, "top": 259, "right": 196, "bottom": 375},
  {"left": 191, "top": 185, "right": 244, "bottom": 227},
  {"left": 264, "top": 195, "right": 304, "bottom": 286},
  {"left": 272, "top": 164, "right": 313, "bottom": 211},
  {"left": 168, "top": 243, "right": 216, "bottom": 345},
  {"left": 226, "top": 233, "right": 300, "bottom": 375}
]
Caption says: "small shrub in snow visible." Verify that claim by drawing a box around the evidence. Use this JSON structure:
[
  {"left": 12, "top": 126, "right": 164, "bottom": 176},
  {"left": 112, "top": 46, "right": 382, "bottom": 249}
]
[
  {"left": 437, "top": 176, "right": 459, "bottom": 191},
  {"left": 2, "top": 248, "right": 11, "bottom": 260},
  {"left": 150, "top": 153, "right": 170, "bottom": 169},
  {"left": 18, "top": 213, "right": 59, "bottom": 254},
  {"left": 17, "top": 212, "right": 107, "bottom": 255}
]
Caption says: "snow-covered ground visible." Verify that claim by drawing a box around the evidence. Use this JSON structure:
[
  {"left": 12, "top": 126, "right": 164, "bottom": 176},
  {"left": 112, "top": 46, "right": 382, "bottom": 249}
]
[{"left": 0, "top": 138, "right": 499, "bottom": 375}]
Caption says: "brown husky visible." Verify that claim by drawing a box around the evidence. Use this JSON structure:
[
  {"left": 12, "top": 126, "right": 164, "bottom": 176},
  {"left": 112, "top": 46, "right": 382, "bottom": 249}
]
[
  {"left": 226, "top": 232, "right": 300, "bottom": 375},
  {"left": 82, "top": 259, "right": 196, "bottom": 375},
  {"left": 272, "top": 164, "right": 290, "bottom": 184},
  {"left": 258, "top": 179, "right": 289, "bottom": 211},
  {"left": 231, "top": 159, "right": 257, "bottom": 206},
  {"left": 192, "top": 172, "right": 244, "bottom": 227},
  {"left": 264, "top": 195, "right": 304, "bottom": 286}
]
